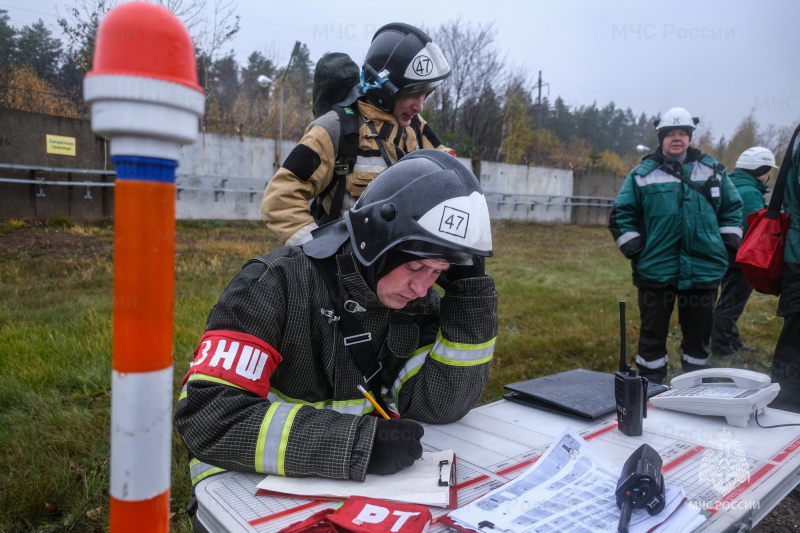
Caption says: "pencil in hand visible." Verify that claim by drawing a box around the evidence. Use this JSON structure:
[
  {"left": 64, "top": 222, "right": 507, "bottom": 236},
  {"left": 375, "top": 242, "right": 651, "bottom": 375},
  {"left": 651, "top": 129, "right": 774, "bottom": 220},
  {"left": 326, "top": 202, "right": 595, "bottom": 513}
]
[{"left": 357, "top": 384, "right": 391, "bottom": 419}]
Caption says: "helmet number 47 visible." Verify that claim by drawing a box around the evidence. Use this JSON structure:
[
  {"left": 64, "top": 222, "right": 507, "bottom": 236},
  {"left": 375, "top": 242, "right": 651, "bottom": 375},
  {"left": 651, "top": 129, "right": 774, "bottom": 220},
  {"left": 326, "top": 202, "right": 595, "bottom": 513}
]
[{"left": 439, "top": 206, "right": 469, "bottom": 238}]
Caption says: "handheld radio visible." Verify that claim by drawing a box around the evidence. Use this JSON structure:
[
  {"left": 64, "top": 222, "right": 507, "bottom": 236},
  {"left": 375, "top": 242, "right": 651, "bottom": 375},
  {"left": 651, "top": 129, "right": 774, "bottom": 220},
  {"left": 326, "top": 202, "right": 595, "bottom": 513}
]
[
  {"left": 615, "top": 443, "right": 666, "bottom": 533},
  {"left": 614, "top": 301, "right": 648, "bottom": 436}
]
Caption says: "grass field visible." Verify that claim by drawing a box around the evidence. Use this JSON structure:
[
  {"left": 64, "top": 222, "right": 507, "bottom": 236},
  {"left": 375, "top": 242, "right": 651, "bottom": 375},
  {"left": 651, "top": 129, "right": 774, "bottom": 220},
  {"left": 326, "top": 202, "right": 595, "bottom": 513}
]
[{"left": 0, "top": 218, "right": 785, "bottom": 532}]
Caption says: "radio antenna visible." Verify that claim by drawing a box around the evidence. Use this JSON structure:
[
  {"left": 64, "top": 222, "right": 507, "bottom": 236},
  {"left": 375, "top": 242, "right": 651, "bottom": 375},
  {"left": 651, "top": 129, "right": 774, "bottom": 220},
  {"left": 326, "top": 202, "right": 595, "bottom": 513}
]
[{"left": 619, "top": 301, "right": 628, "bottom": 373}]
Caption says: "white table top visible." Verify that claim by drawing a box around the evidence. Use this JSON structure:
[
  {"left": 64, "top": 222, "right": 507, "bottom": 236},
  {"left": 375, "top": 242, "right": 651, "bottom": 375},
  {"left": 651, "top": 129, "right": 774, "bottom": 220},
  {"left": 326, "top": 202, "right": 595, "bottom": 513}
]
[{"left": 195, "top": 399, "right": 800, "bottom": 533}]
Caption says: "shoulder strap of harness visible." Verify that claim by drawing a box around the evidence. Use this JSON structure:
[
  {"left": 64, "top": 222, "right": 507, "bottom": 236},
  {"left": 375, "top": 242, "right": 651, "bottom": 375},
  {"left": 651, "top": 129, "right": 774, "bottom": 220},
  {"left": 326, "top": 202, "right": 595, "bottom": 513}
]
[
  {"left": 310, "top": 254, "right": 389, "bottom": 414},
  {"left": 366, "top": 120, "right": 394, "bottom": 168},
  {"left": 312, "top": 105, "right": 361, "bottom": 225},
  {"left": 410, "top": 114, "right": 423, "bottom": 150}
]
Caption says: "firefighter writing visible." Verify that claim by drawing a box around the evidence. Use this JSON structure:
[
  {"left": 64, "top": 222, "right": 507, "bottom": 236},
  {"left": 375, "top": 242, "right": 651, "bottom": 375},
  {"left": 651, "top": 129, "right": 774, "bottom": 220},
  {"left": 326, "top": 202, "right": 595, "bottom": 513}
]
[{"left": 184, "top": 330, "right": 282, "bottom": 396}]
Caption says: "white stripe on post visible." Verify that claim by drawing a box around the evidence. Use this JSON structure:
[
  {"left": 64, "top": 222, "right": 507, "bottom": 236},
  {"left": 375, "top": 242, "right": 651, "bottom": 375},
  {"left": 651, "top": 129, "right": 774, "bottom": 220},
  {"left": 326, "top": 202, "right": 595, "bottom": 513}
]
[{"left": 110, "top": 368, "right": 173, "bottom": 500}]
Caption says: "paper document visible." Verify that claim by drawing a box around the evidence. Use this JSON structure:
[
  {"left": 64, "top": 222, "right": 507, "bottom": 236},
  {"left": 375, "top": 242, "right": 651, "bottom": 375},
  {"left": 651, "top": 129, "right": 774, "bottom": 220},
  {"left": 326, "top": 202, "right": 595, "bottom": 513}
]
[
  {"left": 256, "top": 450, "right": 455, "bottom": 508},
  {"left": 447, "top": 427, "right": 702, "bottom": 533}
]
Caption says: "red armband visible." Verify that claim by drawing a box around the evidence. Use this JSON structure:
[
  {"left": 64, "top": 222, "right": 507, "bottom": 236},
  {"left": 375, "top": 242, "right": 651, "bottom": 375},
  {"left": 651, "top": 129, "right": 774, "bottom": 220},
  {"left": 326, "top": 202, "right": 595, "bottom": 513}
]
[{"left": 182, "top": 330, "right": 282, "bottom": 397}]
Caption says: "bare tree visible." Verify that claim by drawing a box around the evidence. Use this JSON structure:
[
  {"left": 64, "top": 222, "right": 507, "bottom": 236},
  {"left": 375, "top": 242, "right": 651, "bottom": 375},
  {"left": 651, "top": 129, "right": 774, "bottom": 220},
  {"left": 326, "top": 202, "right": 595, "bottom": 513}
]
[
  {"left": 57, "top": 0, "right": 237, "bottom": 76},
  {"left": 57, "top": 0, "right": 111, "bottom": 73},
  {"left": 760, "top": 121, "right": 798, "bottom": 167},
  {"left": 193, "top": 0, "right": 240, "bottom": 103},
  {"left": 427, "top": 19, "right": 508, "bottom": 160}
]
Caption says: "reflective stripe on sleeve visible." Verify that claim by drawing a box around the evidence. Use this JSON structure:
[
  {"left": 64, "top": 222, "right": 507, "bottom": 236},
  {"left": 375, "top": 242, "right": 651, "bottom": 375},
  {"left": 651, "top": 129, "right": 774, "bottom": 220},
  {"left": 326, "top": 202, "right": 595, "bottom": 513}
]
[
  {"left": 430, "top": 332, "right": 495, "bottom": 366},
  {"left": 391, "top": 345, "right": 431, "bottom": 400},
  {"left": 180, "top": 373, "right": 245, "bottom": 402},
  {"left": 189, "top": 458, "right": 226, "bottom": 485},
  {"left": 110, "top": 368, "right": 173, "bottom": 501},
  {"left": 720, "top": 226, "right": 743, "bottom": 237},
  {"left": 615, "top": 231, "right": 640, "bottom": 248},
  {"left": 255, "top": 402, "right": 302, "bottom": 476},
  {"left": 635, "top": 354, "right": 668, "bottom": 369},
  {"left": 267, "top": 389, "right": 367, "bottom": 416}
]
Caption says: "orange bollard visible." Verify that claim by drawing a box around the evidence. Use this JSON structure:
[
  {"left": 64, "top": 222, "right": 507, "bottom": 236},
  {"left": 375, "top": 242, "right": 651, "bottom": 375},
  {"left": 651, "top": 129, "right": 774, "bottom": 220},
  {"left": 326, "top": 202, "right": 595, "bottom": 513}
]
[{"left": 83, "top": 3, "right": 204, "bottom": 531}]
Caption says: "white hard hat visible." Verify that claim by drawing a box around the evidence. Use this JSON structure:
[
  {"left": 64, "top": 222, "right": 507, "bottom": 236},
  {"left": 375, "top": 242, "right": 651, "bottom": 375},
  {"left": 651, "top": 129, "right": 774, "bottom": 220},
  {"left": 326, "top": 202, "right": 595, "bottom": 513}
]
[
  {"left": 654, "top": 107, "right": 700, "bottom": 131},
  {"left": 736, "top": 146, "right": 778, "bottom": 170}
]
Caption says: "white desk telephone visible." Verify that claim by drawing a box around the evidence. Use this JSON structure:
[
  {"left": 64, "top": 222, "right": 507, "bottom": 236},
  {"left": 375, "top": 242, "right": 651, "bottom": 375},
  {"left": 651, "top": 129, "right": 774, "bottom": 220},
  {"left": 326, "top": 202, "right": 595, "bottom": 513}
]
[{"left": 649, "top": 368, "right": 780, "bottom": 428}]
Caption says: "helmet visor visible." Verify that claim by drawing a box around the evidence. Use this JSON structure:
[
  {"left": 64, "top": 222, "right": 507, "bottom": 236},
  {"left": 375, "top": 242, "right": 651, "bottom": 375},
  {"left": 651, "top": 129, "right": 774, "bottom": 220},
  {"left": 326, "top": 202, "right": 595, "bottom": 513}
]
[
  {"left": 396, "top": 240, "right": 474, "bottom": 266},
  {"left": 397, "top": 80, "right": 442, "bottom": 98}
]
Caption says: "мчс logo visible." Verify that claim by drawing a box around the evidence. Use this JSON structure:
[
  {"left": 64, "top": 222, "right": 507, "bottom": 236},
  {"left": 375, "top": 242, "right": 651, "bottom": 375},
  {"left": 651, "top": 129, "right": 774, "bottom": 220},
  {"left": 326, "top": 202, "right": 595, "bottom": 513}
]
[{"left": 698, "top": 429, "right": 750, "bottom": 495}]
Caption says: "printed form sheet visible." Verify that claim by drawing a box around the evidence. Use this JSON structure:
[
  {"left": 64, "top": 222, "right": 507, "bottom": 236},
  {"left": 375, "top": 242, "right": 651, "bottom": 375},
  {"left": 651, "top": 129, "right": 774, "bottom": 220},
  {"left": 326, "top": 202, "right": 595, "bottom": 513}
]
[
  {"left": 194, "top": 401, "right": 800, "bottom": 533},
  {"left": 447, "top": 427, "right": 688, "bottom": 533}
]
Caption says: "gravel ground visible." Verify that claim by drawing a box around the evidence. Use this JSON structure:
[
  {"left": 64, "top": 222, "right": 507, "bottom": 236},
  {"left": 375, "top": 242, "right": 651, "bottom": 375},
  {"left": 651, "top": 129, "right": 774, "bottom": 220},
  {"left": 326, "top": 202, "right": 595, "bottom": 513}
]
[{"left": 751, "top": 493, "right": 800, "bottom": 532}]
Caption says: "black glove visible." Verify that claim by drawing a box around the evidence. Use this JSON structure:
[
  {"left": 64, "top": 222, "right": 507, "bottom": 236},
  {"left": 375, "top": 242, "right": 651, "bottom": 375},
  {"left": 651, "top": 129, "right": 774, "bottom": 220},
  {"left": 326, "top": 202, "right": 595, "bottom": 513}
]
[
  {"left": 366, "top": 419, "right": 424, "bottom": 475},
  {"left": 437, "top": 255, "right": 486, "bottom": 289}
]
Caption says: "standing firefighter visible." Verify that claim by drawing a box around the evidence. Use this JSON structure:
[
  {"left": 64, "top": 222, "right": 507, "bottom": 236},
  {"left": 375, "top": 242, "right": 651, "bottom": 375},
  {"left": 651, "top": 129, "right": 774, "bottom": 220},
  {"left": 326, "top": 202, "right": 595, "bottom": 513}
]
[
  {"left": 609, "top": 107, "right": 743, "bottom": 384},
  {"left": 262, "top": 23, "right": 453, "bottom": 246},
  {"left": 175, "top": 150, "right": 497, "bottom": 528}
]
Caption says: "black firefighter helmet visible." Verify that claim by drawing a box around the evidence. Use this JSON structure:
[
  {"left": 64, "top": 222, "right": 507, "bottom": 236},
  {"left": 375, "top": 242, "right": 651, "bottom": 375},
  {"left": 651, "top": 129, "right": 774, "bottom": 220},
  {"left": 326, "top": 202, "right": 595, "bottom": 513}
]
[
  {"left": 360, "top": 23, "right": 451, "bottom": 113},
  {"left": 304, "top": 149, "right": 492, "bottom": 267}
]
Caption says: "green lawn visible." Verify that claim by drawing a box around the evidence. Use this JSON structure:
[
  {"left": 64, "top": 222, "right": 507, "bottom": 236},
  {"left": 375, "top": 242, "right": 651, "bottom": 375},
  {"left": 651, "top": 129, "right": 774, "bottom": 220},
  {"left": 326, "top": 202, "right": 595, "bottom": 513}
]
[{"left": 0, "top": 219, "right": 784, "bottom": 532}]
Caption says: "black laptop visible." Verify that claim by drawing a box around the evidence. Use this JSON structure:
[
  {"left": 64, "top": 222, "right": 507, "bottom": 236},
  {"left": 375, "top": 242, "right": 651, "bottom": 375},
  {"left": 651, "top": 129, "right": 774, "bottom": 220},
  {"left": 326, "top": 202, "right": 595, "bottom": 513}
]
[{"left": 503, "top": 368, "right": 668, "bottom": 421}]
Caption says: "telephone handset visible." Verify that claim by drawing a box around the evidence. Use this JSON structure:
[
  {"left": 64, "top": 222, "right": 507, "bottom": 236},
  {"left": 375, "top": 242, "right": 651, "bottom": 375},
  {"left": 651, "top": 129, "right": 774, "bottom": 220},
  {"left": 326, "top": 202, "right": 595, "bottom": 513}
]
[{"left": 650, "top": 368, "right": 780, "bottom": 428}]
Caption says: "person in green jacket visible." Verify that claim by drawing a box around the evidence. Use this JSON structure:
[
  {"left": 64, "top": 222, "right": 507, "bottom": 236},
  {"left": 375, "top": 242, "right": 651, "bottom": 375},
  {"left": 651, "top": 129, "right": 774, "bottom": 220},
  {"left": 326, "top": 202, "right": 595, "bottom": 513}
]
[
  {"left": 609, "top": 107, "right": 743, "bottom": 384},
  {"left": 771, "top": 131, "right": 800, "bottom": 413},
  {"left": 711, "top": 147, "right": 778, "bottom": 358}
]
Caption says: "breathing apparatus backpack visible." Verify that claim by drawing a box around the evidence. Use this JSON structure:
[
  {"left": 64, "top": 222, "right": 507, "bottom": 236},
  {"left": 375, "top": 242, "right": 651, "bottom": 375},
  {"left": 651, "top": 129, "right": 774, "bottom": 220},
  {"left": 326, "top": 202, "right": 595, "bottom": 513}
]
[
  {"left": 309, "top": 53, "right": 362, "bottom": 225},
  {"left": 309, "top": 52, "right": 423, "bottom": 224}
]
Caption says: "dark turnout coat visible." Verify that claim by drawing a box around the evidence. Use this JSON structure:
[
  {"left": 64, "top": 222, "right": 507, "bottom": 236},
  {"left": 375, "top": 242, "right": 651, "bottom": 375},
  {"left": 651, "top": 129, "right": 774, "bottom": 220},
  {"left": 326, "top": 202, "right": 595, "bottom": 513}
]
[{"left": 174, "top": 244, "right": 497, "bottom": 483}]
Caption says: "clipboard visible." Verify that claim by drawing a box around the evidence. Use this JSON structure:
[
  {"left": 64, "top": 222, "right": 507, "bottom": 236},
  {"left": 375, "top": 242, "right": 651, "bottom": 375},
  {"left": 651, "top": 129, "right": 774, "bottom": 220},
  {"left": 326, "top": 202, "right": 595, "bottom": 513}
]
[
  {"left": 255, "top": 450, "right": 458, "bottom": 508},
  {"left": 503, "top": 368, "right": 667, "bottom": 420}
]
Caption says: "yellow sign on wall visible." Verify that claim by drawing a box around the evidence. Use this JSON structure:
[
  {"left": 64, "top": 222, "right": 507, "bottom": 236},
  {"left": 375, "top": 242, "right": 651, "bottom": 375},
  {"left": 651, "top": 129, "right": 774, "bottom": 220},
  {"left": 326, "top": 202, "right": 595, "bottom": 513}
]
[{"left": 46, "top": 134, "right": 76, "bottom": 156}]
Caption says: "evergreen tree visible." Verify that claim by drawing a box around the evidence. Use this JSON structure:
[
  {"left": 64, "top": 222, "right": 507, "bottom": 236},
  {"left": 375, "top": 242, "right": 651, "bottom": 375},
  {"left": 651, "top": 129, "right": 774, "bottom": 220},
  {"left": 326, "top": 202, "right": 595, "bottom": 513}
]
[
  {"left": 0, "top": 10, "right": 15, "bottom": 73},
  {"left": 550, "top": 97, "right": 575, "bottom": 144},
  {"left": 241, "top": 51, "right": 275, "bottom": 87},
  {"left": 209, "top": 52, "right": 240, "bottom": 122},
  {"left": 15, "top": 20, "right": 63, "bottom": 81}
]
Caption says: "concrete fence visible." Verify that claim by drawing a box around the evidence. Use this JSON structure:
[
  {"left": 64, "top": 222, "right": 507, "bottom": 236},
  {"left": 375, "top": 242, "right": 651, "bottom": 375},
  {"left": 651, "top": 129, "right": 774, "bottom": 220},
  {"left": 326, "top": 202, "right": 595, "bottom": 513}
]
[{"left": 0, "top": 108, "right": 623, "bottom": 225}]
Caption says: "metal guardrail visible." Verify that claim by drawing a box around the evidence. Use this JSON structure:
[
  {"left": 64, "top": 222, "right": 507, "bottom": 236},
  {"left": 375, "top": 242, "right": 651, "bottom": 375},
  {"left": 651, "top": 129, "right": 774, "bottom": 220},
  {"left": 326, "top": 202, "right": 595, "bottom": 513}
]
[
  {"left": 174, "top": 175, "right": 267, "bottom": 203},
  {"left": 484, "top": 192, "right": 616, "bottom": 211},
  {"left": 0, "top": 164, "right": 616, "bottom": 209},
  {"left": 0, "top": 163, "right": 116, "bottom": 199},
  {"left": 0, "top": 164, "right": 269, "bottom": 202}
]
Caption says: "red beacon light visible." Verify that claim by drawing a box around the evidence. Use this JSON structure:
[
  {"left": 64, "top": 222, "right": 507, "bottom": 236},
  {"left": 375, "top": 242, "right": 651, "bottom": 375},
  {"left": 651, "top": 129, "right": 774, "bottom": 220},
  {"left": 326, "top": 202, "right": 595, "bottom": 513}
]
[{"left": 84, "top": 1, "right": 204, "bottom": 161}]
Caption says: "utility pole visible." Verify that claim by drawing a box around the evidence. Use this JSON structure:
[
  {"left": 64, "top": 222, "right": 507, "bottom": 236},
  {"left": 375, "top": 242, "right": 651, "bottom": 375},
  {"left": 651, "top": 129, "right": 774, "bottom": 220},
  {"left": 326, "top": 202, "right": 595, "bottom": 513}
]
[
  {"left": 533, "top": 70, "right": 550, "bottom": 129},
  {"left": 277, "top": 41, "right": 302, "bottom": 169}
]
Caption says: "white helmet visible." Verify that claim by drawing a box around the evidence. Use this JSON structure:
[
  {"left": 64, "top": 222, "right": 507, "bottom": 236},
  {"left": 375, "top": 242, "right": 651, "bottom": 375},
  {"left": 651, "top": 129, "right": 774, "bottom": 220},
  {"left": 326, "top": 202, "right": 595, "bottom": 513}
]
[
  {"left": 736, "top": 146, "right": 778, "bottom": 170},
  {"left": 654, "top": 107, "right": 700, "bottom": 131}
]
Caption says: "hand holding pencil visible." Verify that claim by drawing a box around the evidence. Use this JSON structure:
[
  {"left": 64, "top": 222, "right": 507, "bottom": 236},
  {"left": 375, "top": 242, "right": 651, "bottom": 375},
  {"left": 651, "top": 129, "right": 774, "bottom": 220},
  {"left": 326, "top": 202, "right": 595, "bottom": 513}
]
[
  {"left": 358, "top": 384, "right": 424, "bottom": 475},
  {"left": 357, "top": 384, "right": 391, "bottom": 419}
]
